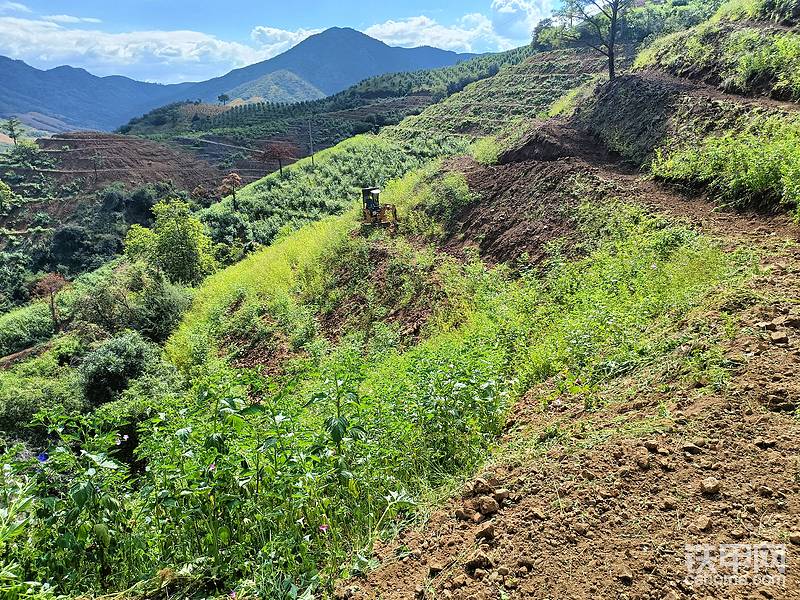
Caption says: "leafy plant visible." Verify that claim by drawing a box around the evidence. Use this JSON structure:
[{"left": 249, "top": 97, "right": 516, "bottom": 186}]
[{"left": 126, "top": 199, "right": 217, "bottom": 284}]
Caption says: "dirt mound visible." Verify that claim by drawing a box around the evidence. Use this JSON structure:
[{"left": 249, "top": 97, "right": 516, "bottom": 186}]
[
  {"left": 317, "top": 237, "right": 447, "bottom": 344},
  {"left": 36, "top": 132, "right": 220, "bottom": 193},
  {"left": 498, "top": 119, "right": 614, "bottom": 165}
]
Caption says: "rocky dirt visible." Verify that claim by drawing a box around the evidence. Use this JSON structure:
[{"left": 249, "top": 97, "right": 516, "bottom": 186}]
[{"left": 439, "top": 155, "right": 585, "bottom": 267}]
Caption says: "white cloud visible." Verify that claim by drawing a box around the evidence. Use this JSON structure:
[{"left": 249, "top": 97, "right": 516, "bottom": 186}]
[
  {"left": 250, "top": 26, "right": 321, "bottom": 58},
  {"left": 364, "top": 1, "right": 554, "bottom": 54},
  {"left": 490, "top": 0, "right": 552, "bottom": 40},
  {"left": 42, "top": 14, "right": 102, "bottom": 24},
  {"left": 0, "top": 1, "right": 30, "bottom": 14},
  {"left": 365, "top": 14, "right": 502, "bottom": 53},
  {"left": 0, "top": 17, "right": 316, "bottom": 83}
]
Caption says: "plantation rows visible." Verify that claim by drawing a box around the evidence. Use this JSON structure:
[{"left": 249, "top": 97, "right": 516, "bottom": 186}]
[{"left": 393, "top": 49, "right": 608, "bottom": 138}]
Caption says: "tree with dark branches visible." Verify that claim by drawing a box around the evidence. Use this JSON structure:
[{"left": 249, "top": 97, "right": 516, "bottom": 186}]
[
  {"left": 219, "top": 172, "right": 243, "bottom": 211},
  {"left": 33, "top": 273, "right": 67, "bottom": 332},
  {"left": 259, "top": 141, "right": 299, "bottom": 178},
  {"left": 557, "top": 0, "right": 633, "bottom": 80}
]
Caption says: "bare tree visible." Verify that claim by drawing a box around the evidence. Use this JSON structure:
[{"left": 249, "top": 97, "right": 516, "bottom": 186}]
[
  {"left": 33, "top": 273, "right": 68, "bottom": 332},
  {"left": 260, "top": 141, "right": 299, "bottom": 178},
  {"left": 91, "top": 151, "right": 103, "bottom": 184},
  {"left": 557, "top": 0, "right": 633, "bottom": 80}
]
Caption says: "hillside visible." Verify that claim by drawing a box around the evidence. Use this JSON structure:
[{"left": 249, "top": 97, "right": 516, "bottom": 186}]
[
  {"left": 0, "top": 134, "right": 219, "bottom": 308},
  {"left": 0, "top": 28, "right": 474, "bottom": 132},
  {"left": 119, "top": 46, "right": 534, "bottom": 178},
  {"left": 2, "top": 1, "right": 800, "bottom": 599},
  {"left": 224, "top": 69, "right": 326, "bottom": 102}
]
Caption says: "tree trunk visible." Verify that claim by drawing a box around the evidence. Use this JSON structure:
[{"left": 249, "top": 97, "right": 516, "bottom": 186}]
[
  {"left": 49, "top": 293, "right": 61, "bottom": 332},
  {"left": 608, "top": 2, "right": 618, "bottom": 80},
  {"left": 608, "top": 47, "right": 616, "bottom": 80}
]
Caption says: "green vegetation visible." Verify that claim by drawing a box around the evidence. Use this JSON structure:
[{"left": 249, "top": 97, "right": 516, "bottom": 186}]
[
  {"left": 225, "top": 70, "right": 326, "bottom": 102},
  {"left": 119, "top": 46, "right": 534, "bottom": 160},
  {"left": 201, "top": 134, "right": 468, "bottom": 258},
  {"left": 0, "top": 154, "right": 748, "bottom": 597},
  {"left": 388, "top": 49, "right": 607, "bottom": 143},
  {"left": 653, "top": 113, "right": 800, "bottom": 211},
  {"left": 125, "top": 200, "right": 217, "bottom": 285},
  {"left": 0, "top": 9, "right": 790, "bottom": 595},
  {"left": 0, "top": 153, "right": 191, "bottom": 315},
  {"left": 715, "top": 0, "right": 800, "bottom": 24},
  {"left": 635, "top": 17, "right": 800, "bottom": 100}
]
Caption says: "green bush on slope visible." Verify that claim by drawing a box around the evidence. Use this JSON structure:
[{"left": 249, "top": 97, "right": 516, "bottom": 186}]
[{"left": 652, "top": 114, "right": 800, "bottom": 211}]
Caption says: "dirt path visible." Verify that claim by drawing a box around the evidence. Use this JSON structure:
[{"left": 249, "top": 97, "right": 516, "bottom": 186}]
[{"left": 338, "top": 114, "right": 800, "bottom": 599}]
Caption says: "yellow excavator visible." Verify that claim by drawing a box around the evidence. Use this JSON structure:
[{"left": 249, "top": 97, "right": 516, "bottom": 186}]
[{"left": 361, "top": 187, "right": 398, "bottom": 227}]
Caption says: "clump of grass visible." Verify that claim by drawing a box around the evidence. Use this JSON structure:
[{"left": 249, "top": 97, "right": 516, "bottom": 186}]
[
  {"left": 470, "top": 137, "right": 501, "bottom": 165},
  {"left": 546, "top": 76, "right": 604, "bottom": 118}
]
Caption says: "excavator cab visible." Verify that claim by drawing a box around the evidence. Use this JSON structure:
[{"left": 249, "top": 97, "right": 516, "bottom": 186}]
[{"left": 361, "top": 187, "right": 398, "bottom": 227}]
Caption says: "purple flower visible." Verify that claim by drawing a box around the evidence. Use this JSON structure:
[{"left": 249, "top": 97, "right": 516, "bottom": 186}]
[
  {"left": 123, "top": 434, "right": 129, "bottom": 441},
  {"left": 229, "top": 592, "right": 236, "bottom": 599},
  {"left": 319, "top": 524, "right": 329, "bottom": 533},
  {"left": 37, "top": 452, "right": 48, "bottom": 463},
  {"left": 209, "top": 463, "right": 217, "bottom": 471}
]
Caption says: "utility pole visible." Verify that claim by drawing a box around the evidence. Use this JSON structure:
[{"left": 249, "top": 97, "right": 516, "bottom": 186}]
[{"left": 308, "top": 118, "right": 315, "bottom": 168}]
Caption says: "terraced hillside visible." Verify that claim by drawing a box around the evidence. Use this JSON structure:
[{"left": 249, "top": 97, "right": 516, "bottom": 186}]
[
  {"left": 35, "top": 133, "right": 220, "bottom": 191},
  {"left": 192, "top": 47, "right": 603, "bottom": 255},
  {"left": 4, "top": 2, "right": 800, "bottom": 599},
  {"left": 388, "top": 49, "right": 607, "bottom": 140}
]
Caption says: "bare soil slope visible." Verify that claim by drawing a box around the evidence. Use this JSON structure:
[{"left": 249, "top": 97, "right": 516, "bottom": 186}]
[{"left": 36, "top": 132, "right": 220, "bottom": 192}]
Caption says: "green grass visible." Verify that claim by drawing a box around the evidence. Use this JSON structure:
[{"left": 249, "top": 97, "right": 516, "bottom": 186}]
[
  {"left": 387, "top": 49, "right": 607, "bottom": 144},
  {"left": 714, "top": 0, "right": 800, "bottom": 23},
  {"left": 652, "top": 113, "right": 800, "bottom": 210},
  {"left": 635, "top": 19, "right": 800, "bottom": 100},
  {"left": 202, "top": 133, "right": 468, "bottom": 254}
]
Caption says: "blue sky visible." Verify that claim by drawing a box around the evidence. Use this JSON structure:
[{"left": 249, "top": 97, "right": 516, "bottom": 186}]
[{"left": 0, "top": 0, "right": 554, "bottom": 83}]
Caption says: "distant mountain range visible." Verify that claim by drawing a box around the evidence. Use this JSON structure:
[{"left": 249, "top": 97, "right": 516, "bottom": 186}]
[{"left": 0, "top": 27, "right": 475, "bottom": 133}]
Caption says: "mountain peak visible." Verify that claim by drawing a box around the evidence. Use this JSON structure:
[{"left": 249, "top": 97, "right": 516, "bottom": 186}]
[{"left": 0, "top": 28, "right": 475, "bottom": 131}]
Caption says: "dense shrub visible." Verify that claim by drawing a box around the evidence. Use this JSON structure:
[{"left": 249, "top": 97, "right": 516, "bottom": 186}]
[
  {"left": 0, "top": 251, "right": 33, "bottom": 312},
  {"left": 78, "top": 331, "right": 161, "bottom": 406},
  {"left": 126, "top": 199, "right": 217, "bottom": 285},
  {"left": 74, "top": 266, "right": 192, "bottom": 343},
  {"left": 0, "top": 337, "right": 85, "bottom": 434},
  {"left": 0, "top": 303, "right": 54, "bottom": 357}
]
